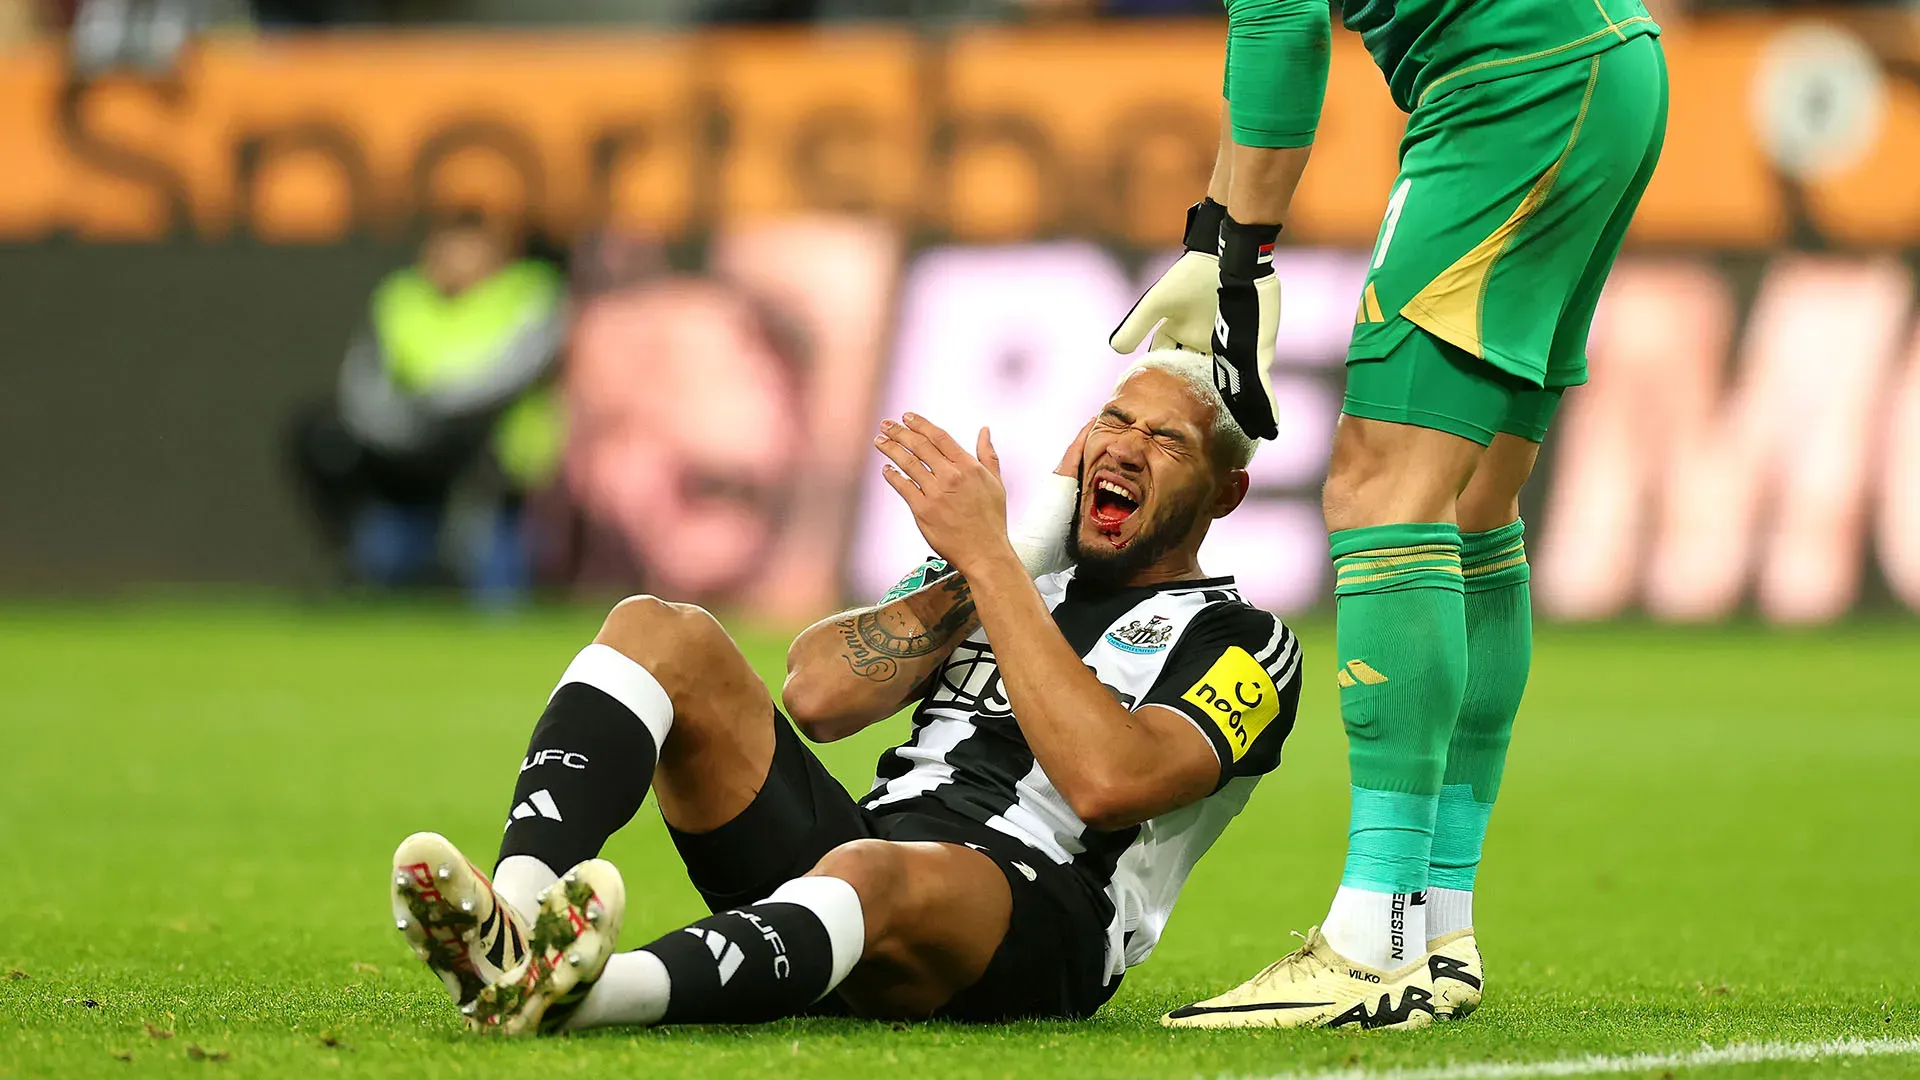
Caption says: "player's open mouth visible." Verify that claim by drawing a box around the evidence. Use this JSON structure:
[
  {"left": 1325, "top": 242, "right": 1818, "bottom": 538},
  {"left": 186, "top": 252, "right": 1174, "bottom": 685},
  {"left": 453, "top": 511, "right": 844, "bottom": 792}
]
[{"left": 1088, "top": 474, "right": 1141, "bottom": 537}]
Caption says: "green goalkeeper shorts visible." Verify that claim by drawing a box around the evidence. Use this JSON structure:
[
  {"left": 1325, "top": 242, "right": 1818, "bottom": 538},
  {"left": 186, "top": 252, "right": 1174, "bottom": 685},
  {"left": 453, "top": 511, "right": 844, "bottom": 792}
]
[{"left": 1343, "top": 33, "right": 1669, "bottom": 446}]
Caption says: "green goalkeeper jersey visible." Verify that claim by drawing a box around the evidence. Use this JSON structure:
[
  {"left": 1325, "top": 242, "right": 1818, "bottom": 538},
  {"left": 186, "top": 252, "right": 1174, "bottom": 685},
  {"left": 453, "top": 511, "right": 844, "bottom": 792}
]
[{"left": 1340, "top": 0, "right": 1660, "bottom": 112}]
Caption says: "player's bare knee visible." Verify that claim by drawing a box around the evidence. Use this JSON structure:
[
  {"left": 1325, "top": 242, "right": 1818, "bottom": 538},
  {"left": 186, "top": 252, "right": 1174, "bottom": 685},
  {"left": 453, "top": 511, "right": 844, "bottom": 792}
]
[
  {"left": 810, "top": 839, "right": 909, "bottom": 950},
  {"left": 1323, "top": 418, "right": 1484, "bottom": 530},
  {"left": 811, "top": 839, "right": 907, "bottom": 905},
  {"left": 1456, "top": 434, "right": 1538, "bottom": 533},
  {"left": 1322, "top": 421, "right": 1397, "bottom": 524},
  {"left": 1321, "top": 457, "right": 1408, "bottom": 532},
  {"left": 596, "top": 594, "right": 696, "bottom": 662},
  {"left": 595, "top": 595, "right": 735, "bottom": 696},
  {"left": 1320, "top": 468, "right": 1366, "bottom": 531}
]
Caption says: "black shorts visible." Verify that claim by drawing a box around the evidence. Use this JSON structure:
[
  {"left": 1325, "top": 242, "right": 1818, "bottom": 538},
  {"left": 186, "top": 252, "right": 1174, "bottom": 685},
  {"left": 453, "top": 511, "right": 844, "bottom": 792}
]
[{"left": 668, "top": 712, "right": 1121, "bottom": 1022}]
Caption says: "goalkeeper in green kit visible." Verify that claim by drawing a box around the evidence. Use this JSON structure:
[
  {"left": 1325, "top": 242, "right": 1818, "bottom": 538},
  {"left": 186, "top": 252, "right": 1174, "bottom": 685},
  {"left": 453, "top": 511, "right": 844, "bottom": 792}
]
[{"left": 1110, "top": 0, "right": 1667, "bottom": 1031}]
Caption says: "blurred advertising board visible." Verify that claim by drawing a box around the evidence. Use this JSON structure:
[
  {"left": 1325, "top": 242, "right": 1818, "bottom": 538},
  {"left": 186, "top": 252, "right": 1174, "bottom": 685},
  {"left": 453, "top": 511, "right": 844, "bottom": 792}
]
[
  {"left": 556, "top": 229, "right": 1920, "bottom": 624},
  {"left": 5, "top": 15, "right": 1920, "bottom": 246},
  {"left": 2, "top": 16, "right": 1917, "bottom": 622}
]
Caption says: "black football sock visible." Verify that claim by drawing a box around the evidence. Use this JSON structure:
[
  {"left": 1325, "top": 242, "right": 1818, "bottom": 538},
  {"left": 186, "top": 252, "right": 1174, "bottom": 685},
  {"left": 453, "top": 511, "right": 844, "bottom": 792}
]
[
  {"left": 654, "top": 876, "right": 865, "bottom": 1025},
  {"left": 494, "top": 644, "right": 673, "bottom": 907},
  {"left": 563, "top": 877, "right": 867, "bottom": 1029}
]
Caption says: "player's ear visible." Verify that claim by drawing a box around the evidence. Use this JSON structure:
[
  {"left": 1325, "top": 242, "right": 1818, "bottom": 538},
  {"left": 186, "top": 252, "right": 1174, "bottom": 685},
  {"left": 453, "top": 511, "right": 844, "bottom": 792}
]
[{"left": 1211, "top": 468, "right": 1250, "bottom": 519}]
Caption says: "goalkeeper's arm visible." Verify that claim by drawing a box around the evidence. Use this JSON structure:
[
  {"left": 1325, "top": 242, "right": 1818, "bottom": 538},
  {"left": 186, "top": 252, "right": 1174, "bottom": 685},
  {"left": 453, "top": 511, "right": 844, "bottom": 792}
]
[
  {"left": 1221, "top": 0, "right": 1331, "bottom": 193},
  {"left": 1111, "top": 0, "right": 1330, "bottom": 439}
]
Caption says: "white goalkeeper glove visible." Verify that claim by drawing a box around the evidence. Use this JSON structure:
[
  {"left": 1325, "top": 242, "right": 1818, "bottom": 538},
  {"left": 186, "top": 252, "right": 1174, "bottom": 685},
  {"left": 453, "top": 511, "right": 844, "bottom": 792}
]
[
  {"left": 1210, "top": 214, "right": 1283, "bottom": 440},
  {"left": 1108, "top": 199, "right": 1227, "bottom": 355}
]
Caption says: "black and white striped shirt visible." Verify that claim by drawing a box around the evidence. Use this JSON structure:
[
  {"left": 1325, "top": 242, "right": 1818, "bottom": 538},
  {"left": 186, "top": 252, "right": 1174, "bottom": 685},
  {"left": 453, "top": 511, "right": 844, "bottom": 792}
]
[{"left": 861, "top": 565, "right": 1302, "bottom": 979}]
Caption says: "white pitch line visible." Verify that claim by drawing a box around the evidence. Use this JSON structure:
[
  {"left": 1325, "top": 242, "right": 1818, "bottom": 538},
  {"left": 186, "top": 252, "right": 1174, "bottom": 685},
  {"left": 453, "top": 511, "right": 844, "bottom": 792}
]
[{"left": 1246, "top": 1036, "right": 1920, "bottom": 1080}]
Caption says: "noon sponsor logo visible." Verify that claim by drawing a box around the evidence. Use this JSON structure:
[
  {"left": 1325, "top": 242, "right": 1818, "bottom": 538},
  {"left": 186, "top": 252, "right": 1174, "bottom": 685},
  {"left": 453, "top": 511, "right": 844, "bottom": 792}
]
[{"left": 1180, "top": 647, "right": 1281, "bottom": 761}]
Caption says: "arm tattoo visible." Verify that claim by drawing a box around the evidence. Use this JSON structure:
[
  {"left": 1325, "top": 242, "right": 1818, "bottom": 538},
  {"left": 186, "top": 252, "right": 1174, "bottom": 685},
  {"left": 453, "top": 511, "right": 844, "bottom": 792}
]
[
  {"left": 836, "top": 623, "right": 898, "bottom": 683},
  {"left": 834, "top": 576, "right": 977, "bottom": 685}
]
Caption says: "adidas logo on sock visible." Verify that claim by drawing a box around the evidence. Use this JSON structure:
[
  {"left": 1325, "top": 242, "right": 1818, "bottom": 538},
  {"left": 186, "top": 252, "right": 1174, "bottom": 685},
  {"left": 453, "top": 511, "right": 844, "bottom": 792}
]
[
  {"left": 685, "top": 927, "right": 745, "bottom": 985},
  {"left": 505, "top": 789, "right": 564, "bottom": 829}
]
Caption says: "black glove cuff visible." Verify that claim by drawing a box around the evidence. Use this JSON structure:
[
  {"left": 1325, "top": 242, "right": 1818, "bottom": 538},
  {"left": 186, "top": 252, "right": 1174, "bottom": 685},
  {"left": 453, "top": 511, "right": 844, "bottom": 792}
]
[
  {"left": 1219, "top": 215, "right": 1282, "bottom": 279},
  {"left": 1182, "top": 198, "right": 1229, "bottom": 254}
]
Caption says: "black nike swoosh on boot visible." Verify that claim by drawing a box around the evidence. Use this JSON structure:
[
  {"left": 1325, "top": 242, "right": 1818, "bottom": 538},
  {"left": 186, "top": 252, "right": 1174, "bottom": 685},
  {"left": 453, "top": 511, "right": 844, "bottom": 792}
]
[{"left": 1166, "top": 999, "right": 1336, "bottom": 1018}]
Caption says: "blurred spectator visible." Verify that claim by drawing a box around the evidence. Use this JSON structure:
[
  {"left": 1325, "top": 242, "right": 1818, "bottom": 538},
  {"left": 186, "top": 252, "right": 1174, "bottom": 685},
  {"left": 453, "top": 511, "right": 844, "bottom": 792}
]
[
  {"left": 288, "top": 210, "right": 566, "bottom": 606},
  {"left": 68, "top": 0, "right": 197, "bottom": 71},
  {"left": 540, "top": 231, "right": 810, "bottom": 604}
]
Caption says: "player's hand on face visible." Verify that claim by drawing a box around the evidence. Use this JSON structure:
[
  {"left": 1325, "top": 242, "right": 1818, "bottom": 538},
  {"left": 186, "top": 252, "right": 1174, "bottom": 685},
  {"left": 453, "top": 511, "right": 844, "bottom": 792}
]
[
  {"left": 876, "top": 414, "right": 1014, "bottom": 576},
  {"left": 1054, "top": 419, "right": 1094, "bottom": 479}
]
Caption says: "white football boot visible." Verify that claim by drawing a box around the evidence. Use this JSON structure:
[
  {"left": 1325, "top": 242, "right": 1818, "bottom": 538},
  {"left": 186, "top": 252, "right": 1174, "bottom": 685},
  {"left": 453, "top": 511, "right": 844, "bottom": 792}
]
[
  {"left": 1162, "top": 926, "right": 1436, "bottom": 1030},
  {"left": 390, "top": 832, "right": 530, "bottom": 1007},
  {"left": 465, "top": 859, "right": 626, "bottom": 1036},
  {"left": 1427, "top": 928, "right": 1483, "bottom": 1020}
]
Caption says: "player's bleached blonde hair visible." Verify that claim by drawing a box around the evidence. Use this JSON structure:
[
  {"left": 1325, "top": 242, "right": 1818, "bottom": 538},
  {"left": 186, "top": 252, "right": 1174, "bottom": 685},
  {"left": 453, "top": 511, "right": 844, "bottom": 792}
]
[{"left": 1115, "top": 349, "right": 1259, "bottom": 471}]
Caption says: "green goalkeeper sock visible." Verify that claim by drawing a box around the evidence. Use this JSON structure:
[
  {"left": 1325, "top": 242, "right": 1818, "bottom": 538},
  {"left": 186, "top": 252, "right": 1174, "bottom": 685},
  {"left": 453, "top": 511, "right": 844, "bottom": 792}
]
[
  {"left": 1429, "top": 520, "right": 1533, "bottom": 938},
  {"left": 1324, "top": 523, "right": 1468, "bottom": 967}
]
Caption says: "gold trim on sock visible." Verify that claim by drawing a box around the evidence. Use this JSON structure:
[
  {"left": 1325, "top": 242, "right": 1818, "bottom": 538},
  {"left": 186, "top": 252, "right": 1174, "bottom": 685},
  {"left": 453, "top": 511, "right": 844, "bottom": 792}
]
[
  {"left": 1341, "top": 543, "right": 1458, "bottom": 557},
  {"left": 1337, "top": 564, "right": 1465, "bottom": 588},
  {"left": 1463, "top": 553, "right": 1529, "bottom": 578},
  {"left": 1338, "top": 551, "right": 1466, "bottom": 576}
]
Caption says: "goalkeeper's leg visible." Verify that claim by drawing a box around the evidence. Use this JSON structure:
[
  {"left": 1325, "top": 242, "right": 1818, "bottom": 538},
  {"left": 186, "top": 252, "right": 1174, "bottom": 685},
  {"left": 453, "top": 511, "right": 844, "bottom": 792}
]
[
  {"left": 1430, "top": 39, "right": 1667, "bottom": 1014},
  {"left": 1426, "top": 432, "right": 1542, "bottom": 1019},
  {"left": 1320, "top": 405, "right": 1484, "bottom": 974},
  {"left": 1167, "top": 404, "right": 1483, "bottom": 1031}
]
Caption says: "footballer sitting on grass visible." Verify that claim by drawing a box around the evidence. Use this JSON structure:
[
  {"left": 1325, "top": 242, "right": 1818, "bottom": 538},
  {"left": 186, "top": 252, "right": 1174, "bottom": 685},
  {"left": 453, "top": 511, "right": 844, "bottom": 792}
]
[{"left": 388, "top": 350, "right": 1305, "bottom": 1032}]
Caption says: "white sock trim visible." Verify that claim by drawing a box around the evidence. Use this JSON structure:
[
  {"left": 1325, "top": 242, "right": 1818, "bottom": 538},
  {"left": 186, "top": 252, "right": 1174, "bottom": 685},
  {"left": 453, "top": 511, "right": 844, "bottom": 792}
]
[
  {"left": 1324, "top": 885, "right": 1427, "bottom": 972},
  {"left": 1426, "top": 886, "right": 1474, "bottom": 941},
  {"left": 490, "top": 855, "right": 557, "bottom": 924},
  {"left": 552, "top": 643, "right": 674, "bottom": 749},
  {"left": 562, "top": 949, "right": 670, "bottom": 1030},
  {"left": 764, "top": 876, "right": 866, "bottom": 993}
]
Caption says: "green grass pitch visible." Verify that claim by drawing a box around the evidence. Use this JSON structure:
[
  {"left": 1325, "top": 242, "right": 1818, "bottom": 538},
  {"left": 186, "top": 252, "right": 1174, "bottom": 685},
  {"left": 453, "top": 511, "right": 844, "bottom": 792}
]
[{"left": 2, "top": 604, "right": 1917, "bottom": 1078}]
